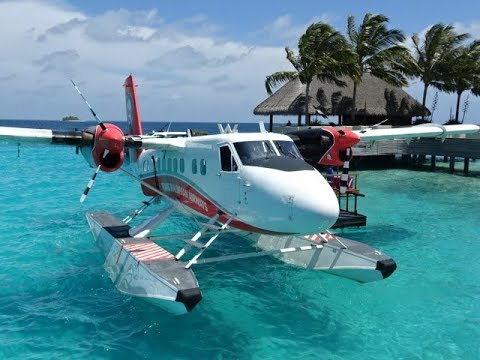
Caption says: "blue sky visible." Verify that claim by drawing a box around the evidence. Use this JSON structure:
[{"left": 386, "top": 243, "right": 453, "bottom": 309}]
[{"left": 1, "top": 0, "right": 479, "bottom": 123}]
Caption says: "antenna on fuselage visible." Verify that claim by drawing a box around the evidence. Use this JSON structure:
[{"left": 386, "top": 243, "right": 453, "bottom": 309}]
[
  {"left": 166, "top": 120, "right": 173, "bottom": 133},
  {"left": 258, "top": 121, "right": 267, "bottom": 133}
]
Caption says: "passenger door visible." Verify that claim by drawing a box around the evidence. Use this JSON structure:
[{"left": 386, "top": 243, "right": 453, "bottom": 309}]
[{"left": 217, "top": 144, "right": 242, "bottom": 212}]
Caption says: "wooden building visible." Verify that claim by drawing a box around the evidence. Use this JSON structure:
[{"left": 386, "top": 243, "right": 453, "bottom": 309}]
[{"left": 254, "top": 73, "right": 429, "bottom": 129}]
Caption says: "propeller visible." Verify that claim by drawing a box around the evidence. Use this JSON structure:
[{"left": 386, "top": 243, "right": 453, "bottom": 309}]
[
  {"left": 70, "top": 79, "right": 107, "bottom": 132},
  {"left": 70, "top": 80, "right": 125, "bottom": 202},
  {"left": 80, "top": 149, "right": 110, "bottom": 203}
]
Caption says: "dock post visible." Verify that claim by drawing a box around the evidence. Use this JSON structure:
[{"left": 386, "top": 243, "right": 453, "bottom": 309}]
[
  {"left": 464, "top": 158, "right": 470, "bottom": 175},
  {"left": 412, "top": 154, "right": 417, "bottom": 167},
  {"left": 449, "top": 156, "right": 455, "bottom": 173},
  {"left": 431, "top": 154, "right": 436, "bottom": 171}
]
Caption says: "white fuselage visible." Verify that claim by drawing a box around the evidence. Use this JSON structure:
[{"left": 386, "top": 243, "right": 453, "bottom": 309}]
[{"left": 131, "top": 131, "right": 339, "bottom": 235}]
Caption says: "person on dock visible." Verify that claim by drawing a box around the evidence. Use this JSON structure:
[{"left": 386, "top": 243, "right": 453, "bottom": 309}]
[{"left": 326, "top": 166, "right": 335, "bottom": 186}]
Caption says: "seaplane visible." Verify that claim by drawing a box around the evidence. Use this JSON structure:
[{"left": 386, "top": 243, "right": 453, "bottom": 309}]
[{"left": 1, "top": 74, "right": 479, "bottom": 315}]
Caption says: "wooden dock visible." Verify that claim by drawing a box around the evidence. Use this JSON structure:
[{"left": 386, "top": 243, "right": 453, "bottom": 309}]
[
  {"left": 330, "top": 174, "right": 367, "bottom": 228},
  {"left": 333, "top": 210, "right": 367, "bottom": 228}
]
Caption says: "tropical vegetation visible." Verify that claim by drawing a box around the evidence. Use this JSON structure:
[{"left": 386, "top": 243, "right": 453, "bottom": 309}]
[
  {"left": 346, "top": 13, "right": 412, "bottom": 123},
  {"left": 265, "top": 14, "right": 480, "bottom": 125},
  {"left": 409, "top": 24, "right": 470, "bottom": 122},
  {"left": 434, "top": 40, "right": 480, "bottom": 122},
  {"left": 62, "top": 115, "right": 80, "bottom": 121},
  {"left": 265, "top": 23, "right": 356, "bottom": 126}
]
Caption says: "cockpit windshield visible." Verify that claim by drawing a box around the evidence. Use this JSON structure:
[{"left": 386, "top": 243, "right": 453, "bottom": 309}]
[
  {"left": 234, "top": 141, "right": 276, "bottom": 165},
  {"left": 232, "top": 140, "right": 312, "bottom": 171},
  {"left": 233, "top": 139, "right": 303, "bottom": 166}
]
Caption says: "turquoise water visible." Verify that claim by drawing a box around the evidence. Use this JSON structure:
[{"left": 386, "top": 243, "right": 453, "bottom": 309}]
[{"left": 0, "top": 123, "right": 479, "bottom": 359}]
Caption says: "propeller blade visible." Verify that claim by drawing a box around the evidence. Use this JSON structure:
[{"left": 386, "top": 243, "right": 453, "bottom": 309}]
[
  {"left": 70, "top": 79, "right": 107, "bottom": 132},
  {"left": 80, "top": 149, "right": 109, "bottom": 203}
]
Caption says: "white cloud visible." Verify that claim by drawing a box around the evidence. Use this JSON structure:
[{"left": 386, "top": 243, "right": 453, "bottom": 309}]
[
  {"left": 262, "top": 13, "right": 337, "bottom": 45},
  {"left": 453, "top": 21, "right": 480, "bottom": 39},
  {"left": 83, "top": 9, "right": 160, "bottom": 42},
  {"left": 33, "top": 49, "right": 79, "bottom": 73},
  {"left": 2, "top": 1, "right": 475, "bottom": 124},
  {"left": 0, "top": 0, "right": 290, "bottom": 122}
]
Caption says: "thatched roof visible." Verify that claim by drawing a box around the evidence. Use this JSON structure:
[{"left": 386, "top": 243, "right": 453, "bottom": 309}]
[{"left": 253, "top": 73, "right": 429, "bottom": 117}]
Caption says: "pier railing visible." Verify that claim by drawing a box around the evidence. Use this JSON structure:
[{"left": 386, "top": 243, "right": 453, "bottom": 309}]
[{"left": 327, "top": 173, "right": 364, "bottom": 214}]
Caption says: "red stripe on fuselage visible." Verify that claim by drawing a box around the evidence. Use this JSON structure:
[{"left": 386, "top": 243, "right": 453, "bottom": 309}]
[{"left": 141, "top": 175, "right": 291, "bottom": 235}]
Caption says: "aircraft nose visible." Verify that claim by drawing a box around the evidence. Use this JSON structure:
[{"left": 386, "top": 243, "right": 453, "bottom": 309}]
[
  {"left": 288, "top": 174, "right": 339, "bottom": 233},
  {"left": 239, "top": 166, "right": 339, "bottom": 235}
]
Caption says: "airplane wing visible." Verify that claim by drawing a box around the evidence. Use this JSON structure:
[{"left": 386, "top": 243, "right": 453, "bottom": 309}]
[
  {"left": 352, "top": 124, "right": 480, "bottom": 142},
  {"left": 0, "top": 126, "right": 186, "bottom": 150},
  {"left": 0, "top": 126, "right": 88, "bottom": 145},
  {"left": 0, "top": 126, "right": 66, "bottom": 143}
]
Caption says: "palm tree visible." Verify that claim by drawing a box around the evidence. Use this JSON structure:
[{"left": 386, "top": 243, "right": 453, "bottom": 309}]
[
  {"left": 434, "top": 40, "right": 480, "bottom": 123},
  {"left": 265, "top": 22, "right": 355, "bottom": 126},
  {"left": 346, "top": 13, "right": 412, "bottom": 123},
  {"left": 410, "top": 24, "right": 469, "bottom": 121}
]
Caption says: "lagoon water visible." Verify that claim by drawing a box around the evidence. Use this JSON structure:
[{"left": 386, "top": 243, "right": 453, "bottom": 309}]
[{"left": 0, "top": 120, "right": 479, "bottom": 359}]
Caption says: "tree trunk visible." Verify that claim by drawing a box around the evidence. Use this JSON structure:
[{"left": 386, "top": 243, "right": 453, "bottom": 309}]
[
  {"left": 455, "top": 91, "right": 462, "bottom": 123},
  {"left": 421, "top": 84, "right": 428, "bottom": 122},
  {"left": 305, "top": 81, "right": 310, "bottom": 126},
  {"left": 351, "top": 82, "right": 358, "bottom": 124}
]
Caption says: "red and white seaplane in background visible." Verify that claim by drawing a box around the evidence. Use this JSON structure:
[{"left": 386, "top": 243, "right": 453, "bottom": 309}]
[{"left": 1, "top": 74, "right": 479, "bottom": 314}]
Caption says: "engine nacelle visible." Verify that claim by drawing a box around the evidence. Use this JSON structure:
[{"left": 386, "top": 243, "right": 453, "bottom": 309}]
[
  {"left": 80, "top": 123, "right": 125, "bottom": 172},
  {"left": 319, "top": 126, "right": 360, "bottom": 166},
  {"left": 288, "top": 126, "right": 360, "bottom": 166}
]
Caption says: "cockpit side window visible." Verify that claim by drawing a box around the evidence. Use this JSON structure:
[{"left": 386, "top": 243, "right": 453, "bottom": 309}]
[
  {"left": 220, "top": 145, "right": 238, "bottom": 172},
  {"left": 274, "top": 140, "right": 303, "bottom": 159}
]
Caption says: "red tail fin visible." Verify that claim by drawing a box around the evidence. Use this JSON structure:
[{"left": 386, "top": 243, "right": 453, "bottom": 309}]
[{"left": 124, "top": 74, "right": 143, "bottom": 136}]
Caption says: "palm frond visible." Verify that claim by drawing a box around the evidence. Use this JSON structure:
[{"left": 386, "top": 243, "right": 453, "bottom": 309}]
[
  {"left": 285, "top": 47, "right": 302, "bottom": 72},
  {"left": 265, "top": 71, "right": 298, "bottom": 95}
]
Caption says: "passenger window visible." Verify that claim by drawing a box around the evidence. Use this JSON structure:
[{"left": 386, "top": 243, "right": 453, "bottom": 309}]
[
  {"left": 192, "top": 159, "right": 198, "bottom": 174},
  {"left": 162, "top": 157, "right": 166, "bottom": 171},
  {"left": 180, "top": 158, "right": 185, "bottom": 173},
  {"left": 200, "top": 159, "right": 207, "bottom": 175},
  {"left": 173, "top": 158, "right": 178, "bottom": 172},
  {"left": 167, "top": 158, "right": 172, "bottom": 172},
  {"left": 220, "top": 146, "right": 238, "bottom": 172}
]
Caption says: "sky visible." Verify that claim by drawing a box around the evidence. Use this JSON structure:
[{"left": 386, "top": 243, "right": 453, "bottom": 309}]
[{"left": 1, "top": 0, "right": 480, "bottom": 124}]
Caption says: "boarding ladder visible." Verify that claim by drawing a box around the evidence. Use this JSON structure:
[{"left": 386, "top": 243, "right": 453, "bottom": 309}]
[{"left": 174, "top": 211, "right": 235, "bottom": 268}]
